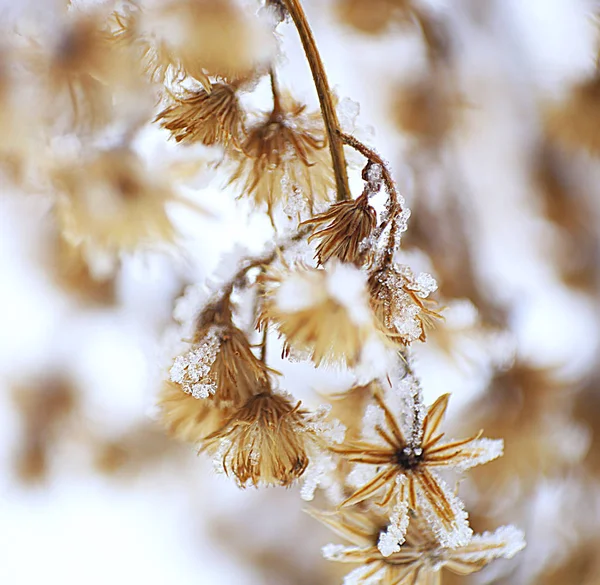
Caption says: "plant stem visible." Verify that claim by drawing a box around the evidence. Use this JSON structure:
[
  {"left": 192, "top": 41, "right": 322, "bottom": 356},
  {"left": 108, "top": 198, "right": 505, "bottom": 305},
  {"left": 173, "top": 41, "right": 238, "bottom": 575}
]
[{"left": 281, "top": 0, "right": 351, "bottom": 202}]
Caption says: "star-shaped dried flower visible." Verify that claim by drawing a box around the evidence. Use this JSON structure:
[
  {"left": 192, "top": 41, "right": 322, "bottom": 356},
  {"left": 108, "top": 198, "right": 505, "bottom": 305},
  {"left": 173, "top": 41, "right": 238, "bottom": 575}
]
[
  {"left": 332, "top": 386, "right": 503, "bottom": 549},
  {"left": 310, "top": 508, "right": 525, "bottom": 585},
  {"left": 301, "top": 191, "right": 377, "bottom": 266}
]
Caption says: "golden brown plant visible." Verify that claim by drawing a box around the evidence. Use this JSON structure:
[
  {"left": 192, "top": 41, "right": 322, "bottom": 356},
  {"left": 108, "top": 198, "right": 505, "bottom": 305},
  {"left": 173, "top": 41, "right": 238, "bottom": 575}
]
[
  {"left": 260, "top": 262, "right": 379, "bottom": 366},
  {"left": 158, "top": 381, "right": 233, "bottom": 445},
  {"left": 302, "top": 192, "right": 377, "bottom": 266},
  {"left": 156, "top": 83, "right": 244, "bottom": 147},
  {"left": 311, "top": 508, "right": 524, "bottom": 585},
  {"left": 332, "top": 389, "right": 502, "bottom": 548},
  {"left": 229, "top": 96, "right": 335, "bottom": 221},
  {"left": 203, "top": 390, "right": 314, "bottom": 488}
]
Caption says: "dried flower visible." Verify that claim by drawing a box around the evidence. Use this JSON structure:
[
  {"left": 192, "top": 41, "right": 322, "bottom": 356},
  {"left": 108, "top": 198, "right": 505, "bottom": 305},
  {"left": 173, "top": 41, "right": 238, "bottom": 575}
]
[
  {"left": 369, "top": 264, "right": 441, "bottom": 346},
  {"left": 335, "top": 0, "right": 413, "bottom": 35},
  {"left": 301, "top": 192, "right": 377, "bottom": 266},
  {"left": 311, "top": 508, "right": 525, "bottom": 585},
  {"left": 229, "top": 97, "right": 334, "bottom": 221},
  {"left": 158, "top": 381, "right": 232, "bottom": 445},
  {"left": 156, "top": 83, "right": 244, "bottom": 147},
  {"left": 260, "top": 262, "right": 378, "bottom": 366},
  {"left": 52, "top": 148, "right": 181, "bottom": 271},
  {"left": 203, "top": 390, "right": 314, "bottom": 487},
  {"left": 333, "top": 389, "right": 503, "bottom": 549}
]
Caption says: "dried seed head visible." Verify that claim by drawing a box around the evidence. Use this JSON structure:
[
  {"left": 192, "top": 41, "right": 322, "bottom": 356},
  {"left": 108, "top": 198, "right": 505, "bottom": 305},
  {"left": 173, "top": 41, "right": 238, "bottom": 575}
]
[
  {"left": 203, "top": 390, "right": 311, "bottom": 487},
  {"left": 302, "top": 192, "right": 377, "bottom": 266},
  {"left": 170, "top": 299, "right": 272, "bottom": 406},
  {"left": 229, "top": 97, "right": 334, "bottom": 222},
  {"left": 52, "top": 148, "right": 180, "bottom": 268},
  {"left": 158, "top": 381, "right": 232, "bottom": 445},
  {"left": 156, "top": 83, "right": 244, "bottom": 147},
  {"left": 545, "top": 75, "right": 600, "bottom": 154},
  {"left": 369, "top": 264, "right": 440, "bottom": 346},
  {"left": 260, "top": 262, "right": 378, "bottom": 366}
]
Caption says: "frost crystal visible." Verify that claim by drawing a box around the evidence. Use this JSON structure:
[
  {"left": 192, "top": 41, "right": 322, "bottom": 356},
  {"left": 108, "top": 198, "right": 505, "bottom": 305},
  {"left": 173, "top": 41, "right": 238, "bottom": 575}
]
[
  {"left": 169, "top": 326, "right": 223, "bottom": 398},
  {"left": 454, "top": 438, "right": 504, "bottom": 471},
  {"left": 377, "top": 497, "right": 410, "bottom": 556}
]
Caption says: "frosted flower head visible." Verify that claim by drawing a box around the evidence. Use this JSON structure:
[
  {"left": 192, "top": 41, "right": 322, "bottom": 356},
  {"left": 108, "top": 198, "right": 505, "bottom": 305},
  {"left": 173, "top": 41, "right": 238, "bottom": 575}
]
[
  {"left": 53, "top": 148, "right": 181, "bottom": 265},
  {"left": 260, "top": 262, "right": 378, "bottom": 367},
  {"left": 228, "top": 96, "right": 334, "bottom": 224},
  {"left": 301, "top": 192, "right": 377, "bottom": 266},
  {"left": 171, "top": 298, "right": 273, "bottom": 407},
  {"left": 332, "top": 390, "right": 503, "bottom": 549},
  {"left": 203, "top": 390, "right": 313, "bottom": 488},
  {"left": 156, "top": 83, "right": 244, "bottom": 147},
  {"left": 157, "top": 381, "right": 232, "bottom": 445},
  {"left": 310, "top": 508, "right": 525, "bottom": 585},
  {"left": 369, "top": 264, "right": 441, "bottom": 346}
]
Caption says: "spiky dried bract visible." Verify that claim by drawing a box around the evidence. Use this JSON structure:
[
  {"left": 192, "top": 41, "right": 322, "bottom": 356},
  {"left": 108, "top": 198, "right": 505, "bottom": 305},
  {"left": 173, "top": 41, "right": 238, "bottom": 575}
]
[
  {"left": 156, "top": 83, "right": 244, "bottom": 147},
  {"left": 110, "top": 0, "right": 272, "bottom": 84},
  {"left": 260, "top": 263, "right": 378, "bottom": 366},
  {"left": 311, "top": 509, "right": 525, "bottom": 585},
  {"left": 369, "top": 264, "right": 441, "bottom": 346},
  {"left": 158, "top": 381, "right": 232, "bottom": 445},
  {"left": 229, "top": 98, "right": 334, "bottom": 221},
  {"left": 332, "top": 389, "right": 503, "bottom": 550},
  {"left": 53, "top": 148, "right": 179, "bottom": 267},
  {"left": 302, "top": 193, "right": 377, "bottom": 266},
  {"left": 203, "top": 391, "right": 313, "bottom": 488},
  {"left": 545, "top": 75, "right": 600, "bottom": 154}
]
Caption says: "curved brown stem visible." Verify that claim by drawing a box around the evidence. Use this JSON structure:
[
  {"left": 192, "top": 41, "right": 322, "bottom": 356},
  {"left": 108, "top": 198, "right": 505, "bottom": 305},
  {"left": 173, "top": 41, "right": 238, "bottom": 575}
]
[{"left": 281, "top": 0, "right": 351, "bottom": 202}]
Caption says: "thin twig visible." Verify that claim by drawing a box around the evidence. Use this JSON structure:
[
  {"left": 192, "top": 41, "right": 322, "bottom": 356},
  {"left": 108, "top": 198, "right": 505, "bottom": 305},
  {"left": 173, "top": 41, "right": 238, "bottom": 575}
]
[{"left": 281, "top": 0, "right": 351, "bottom": 202}]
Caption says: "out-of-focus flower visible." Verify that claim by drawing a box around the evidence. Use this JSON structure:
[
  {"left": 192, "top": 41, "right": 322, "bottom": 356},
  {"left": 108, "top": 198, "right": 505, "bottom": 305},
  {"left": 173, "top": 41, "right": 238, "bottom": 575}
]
[
  {"left": 156, "top": 82, "right": 245, "bottom": 147},
  {"left": 301, "top": 192, "right": 377, "bottom": 266},
  {"left": 333, "top": 389, "right": 503, "bottom": 550},
  {"left": 52, "top": 147, "right": 185, "bottom": 272},
  {"left": 369, "top": 264, "right": 440, "bottom": 346},
  {"left": 260, "top": 262, "right": 378, "bottom": 366},
  {"left": 334, "top": 0, "right": 413, "bottom": 35},
  {"left": 110, "top": 0, "right": 273, "bottom": 84},
  {"left": 545, "top": 75, "right": 600, "bottom": 155},
  {"left": 310, "top": 508, "right": 525, "bottom": 585},
  {"left": 229, "top": 97, "right": 334, "bottom": 222}
]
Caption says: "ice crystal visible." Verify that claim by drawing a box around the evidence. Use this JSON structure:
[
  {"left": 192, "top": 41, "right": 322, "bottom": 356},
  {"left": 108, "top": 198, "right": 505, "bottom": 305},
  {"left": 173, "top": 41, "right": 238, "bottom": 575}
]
[
  {"left": 169, "top": 326, "right": 223, "bottom": 398},
  {"left": 377, "top": 496, "right": 409, "bottom": 556}
]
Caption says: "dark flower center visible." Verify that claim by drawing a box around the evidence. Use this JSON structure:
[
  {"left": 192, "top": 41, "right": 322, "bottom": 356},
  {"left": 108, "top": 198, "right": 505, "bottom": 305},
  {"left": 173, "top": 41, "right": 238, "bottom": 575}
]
[{"left": 394, "top": 446, "right": 423, "bottom": 470}]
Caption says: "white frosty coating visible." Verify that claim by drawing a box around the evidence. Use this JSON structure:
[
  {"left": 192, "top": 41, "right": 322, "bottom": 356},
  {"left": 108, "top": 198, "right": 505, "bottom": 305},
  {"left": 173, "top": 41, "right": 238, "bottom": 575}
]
[
  {"left": 347, "top": 463, "right": 378, "bottom": 488},
  {"left": 336, "top": 96, "right": 361, "bottom": 134},
  {"left": 305, "top": 404, "right": 347, "bottom": 445},
  {"left": 322, "top": 543, "right": 351, "bottom": 561},
  {"left": 300, "top": 451, "right": 338, "bottom": 501},
  {"left": 172, "top": 283, "right": 209, "bottom": 325},
  {"left": 169, "top": 326, "right": 223, "bottom": 398},
  {"left": 417, "top": 472, "right": 473, "bottom": 549},
  {"left": 326, "top": 262, "right": 372, "bottom": 326},
  {"left": 377, "top": 499, "right": 410, "bottom": 556},
  {"left": 456, "top": 525, "right": 526, "bottom": 562},
  {"left": 454, "top": 438, "right": 504, "bottom": 471},
  {"left": 414, "top": 272, "right": 438, "bottom": 298},
  {"left": 362, "top": 402, "right": 386, "bottom": 443},
  {"left": 395, "top": 374, "right": 425, "bottom": 447},
  {"left": 275, "top": 270, "right": 323, "bottom": 313},
  {"left": 353, "top": 336, "right": 397, "bottom": 385}
]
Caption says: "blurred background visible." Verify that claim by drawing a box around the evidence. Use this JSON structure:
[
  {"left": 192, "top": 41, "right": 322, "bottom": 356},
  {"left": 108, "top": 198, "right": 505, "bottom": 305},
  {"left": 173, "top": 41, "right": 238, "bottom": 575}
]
[{"left": 1, "top": 0, "right": 600, "bottom": 584}]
